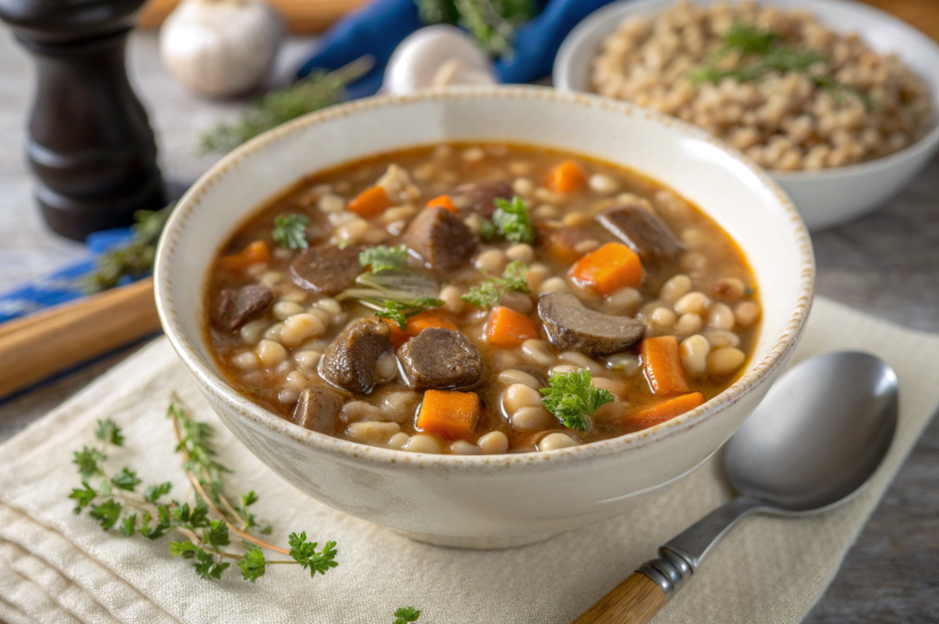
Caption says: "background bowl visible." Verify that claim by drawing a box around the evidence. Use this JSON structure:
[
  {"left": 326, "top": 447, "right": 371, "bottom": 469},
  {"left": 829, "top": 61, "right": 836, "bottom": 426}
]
[
  {"left": 154, "top": 86, "right": 814, "bottom": 548},
  {"left": 553, "top": 0, "right": 939, "bottom": 231}
]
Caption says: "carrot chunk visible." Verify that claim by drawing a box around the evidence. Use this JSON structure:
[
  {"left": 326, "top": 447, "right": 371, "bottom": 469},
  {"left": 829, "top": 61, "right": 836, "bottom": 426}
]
[
  {"left": 218, "top": 240, "right": 271, "bottom": 271},
  {"left": 546, "top": 160, "right": 587, "bottom": 193},
  {"left": 569, "top": 242, "right": 643, "bottom": 295},
  {"left": 347, "top": 186, "right": 390, "bottom": 218},
  {"left": 426, "top": 194, "right": 457, "bottom": 213},
  {"left": 641, "top": 336, "right": 691, "bottom": 396},
  {"left": 486, "top": 306, "right": 539, "bottom": 348},
  {"left": 416, "top": 390, "right": 481, "bottom": 440},
  {"left": 384, "top": 310, "right": 458, "bottom": 348},
  {"left": 628, "top": 392, "right": 705, "bottom": 431}
]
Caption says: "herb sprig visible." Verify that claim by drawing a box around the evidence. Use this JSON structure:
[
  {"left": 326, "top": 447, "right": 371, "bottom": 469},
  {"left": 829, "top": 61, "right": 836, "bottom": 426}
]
[
  {"left": 70, "top": 406, "right": 338, "bottom": 582},
  {"left": 394, "top": 606, "right": 422, "bottom": 623},
  {"left": 360, "top": 245, "right": 409, "bottom": 273},
  {"left": 492, "top": 196, "right": 535, "bottom": 244},
  {"left": 415, "top": 0, "right": 536, "bottom": 57},
  {"left": 461, "top": 260, "right": 530, "bottom": 308},
  {"left": 340, "top": 269, "right": 444, "bottom": 329},
  {"left": 272, "top": 213, "right": 310, "bottom": 250},
  {"left": 376, "top": 298, "right": 446, "bottom": 330},
  {"left": 540, "top": 370, "right": 614, "bottom": 432}
]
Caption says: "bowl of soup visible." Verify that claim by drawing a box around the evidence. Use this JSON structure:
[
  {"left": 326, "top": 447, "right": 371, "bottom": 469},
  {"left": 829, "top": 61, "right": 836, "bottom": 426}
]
[{"left": 154, "top": 86, "right": 813, "bottom": 548}]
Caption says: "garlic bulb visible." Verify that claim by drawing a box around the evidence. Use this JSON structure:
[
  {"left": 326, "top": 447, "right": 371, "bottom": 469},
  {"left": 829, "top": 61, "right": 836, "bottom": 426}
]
[
  {"left": 160, "top": 0, "right": 283, "bottom": 98},
  {"left": 383, "top": 25, "right": 497, "bottom": 95}
]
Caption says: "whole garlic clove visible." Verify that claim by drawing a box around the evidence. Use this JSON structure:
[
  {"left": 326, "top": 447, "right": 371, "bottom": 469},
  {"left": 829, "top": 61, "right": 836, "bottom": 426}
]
[
  {"left": 383, "top": 25, "right": 497, "bottom": 95},
  {"left": 160, "top": 0, "right": 283, "bottom": 98}
]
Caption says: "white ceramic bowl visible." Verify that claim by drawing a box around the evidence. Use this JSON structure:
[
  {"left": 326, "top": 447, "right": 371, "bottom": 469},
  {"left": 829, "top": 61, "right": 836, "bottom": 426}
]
[
  {"left": 155, "top": 86, "right": 814, "bottom": 548},
  {"left": 553, "top": 0, "right": 939, "bottom": 231}
]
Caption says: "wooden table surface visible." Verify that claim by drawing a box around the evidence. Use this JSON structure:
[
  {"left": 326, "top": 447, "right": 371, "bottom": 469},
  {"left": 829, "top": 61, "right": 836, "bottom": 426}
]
[{"left": 1, "top": 20, "right": 938, "bottom": 624}]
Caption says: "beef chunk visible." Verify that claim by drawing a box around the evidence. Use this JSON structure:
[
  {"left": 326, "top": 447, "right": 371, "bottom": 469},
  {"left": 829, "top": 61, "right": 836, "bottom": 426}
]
[
  {"left": 536, "top": 224, "right": 596, "bottom": 264},
  {"left": 320, "top": 318, "right": 392, "bottom": 394},
  {"left": 292, "top": 386, "right": 343, "bottom": 435},
  {"left": 399, "top": 328, "right": 483, "bottom": 391},
  {"left": 455, "top": 180, "right": 514, "bottom": 216},
  {"left": 289, "top": 243, "right": 363, "bottom": 295},
  {"left": 403, "top": 206, "right": 478, "bottom": 270},
  {"left": 212, "top": 285, "right": 272, "bottom": 331},
  {"left": 538, "top": 291, "right": 645, "bottom": 356},
  {"left": 597, "top": 204, "right": 683, "bottom": 261}
]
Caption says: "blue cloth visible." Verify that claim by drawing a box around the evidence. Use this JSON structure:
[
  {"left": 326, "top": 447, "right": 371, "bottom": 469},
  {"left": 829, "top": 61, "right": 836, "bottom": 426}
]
[{"left": 297, "top": 0, "right": 617, "bottom": 94}]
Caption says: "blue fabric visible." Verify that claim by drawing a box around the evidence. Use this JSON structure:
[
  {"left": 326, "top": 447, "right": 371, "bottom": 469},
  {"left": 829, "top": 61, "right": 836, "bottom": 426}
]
[{"left": 296, "top": 0, "right": 618, "bottom": 95}]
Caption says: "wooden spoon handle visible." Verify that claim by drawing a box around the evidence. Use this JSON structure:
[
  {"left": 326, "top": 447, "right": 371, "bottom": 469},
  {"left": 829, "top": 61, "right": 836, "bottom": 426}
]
[
  {"left": 0, "top": 278, "right": 160, "bottom": 400},
  {"left": 573, "top": 573, "right": 667, "bottom": 624}
]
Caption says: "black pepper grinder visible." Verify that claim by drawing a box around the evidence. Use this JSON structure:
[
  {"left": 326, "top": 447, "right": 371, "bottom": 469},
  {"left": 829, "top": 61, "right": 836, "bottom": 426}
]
[{"left": 0, "top": 0, "right": 166, "bottom": 241}]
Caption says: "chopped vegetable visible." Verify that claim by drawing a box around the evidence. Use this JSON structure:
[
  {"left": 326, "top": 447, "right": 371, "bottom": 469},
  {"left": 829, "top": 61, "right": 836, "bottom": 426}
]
[
  {"left": 537, "top": 225, "right": 594, "bottom": 265},
  {"left": 426, "top": 194, "right": 457, "bottom": 212},
  {"left": 545, "top": 160, "right": 587, "bottom": 193},
  {"left": 461, "top": 260, "right": 530, "bottom": 308},
  {"left": 485, "top": 305, "right": 539, "bottom": 347},
  {"left": 359, "top": 245, "right": 408, "bottom": 273},
  {"left": 375, "top": 298, "right": 446, "bottom": 330},
  {"left": 416, "top": 390, "right": 481, "bottom": 440},
  {"left": 384, "top": 309, "right": 458, "bottom": 348},
  {"left": 218, "top": 241, "right": 271, "bottom": 272},
  {"left": 569, "top": 242, "right": 643, "bottom": 295},
  {"left": 629, "top": 392, "right": 705, "bottom": 430},
  {"left": 540, "top": 369, "right": 614, "bottom": 432},
  {"left": 492, "top": 196, "right": 535, "bottom": 244},
  {"left": 348, "top": 186, "right": 390, "bottom": 218},
  {"left": 640, "top": 336, "right": 691, "bottom": 396},
  {"left": 393, "top": 606, "right": 422, "bottom": 624},
  {"left": 272, "top": 213, "right": 310, "bottom": 250}
]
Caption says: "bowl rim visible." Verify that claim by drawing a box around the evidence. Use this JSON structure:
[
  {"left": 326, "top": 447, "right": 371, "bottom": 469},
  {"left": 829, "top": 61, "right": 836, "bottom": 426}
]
[
  {"left": 154, "top": 85, "right": 815, "bottom": 470},
  {"left": 552, "top": 0, "right": 939, "bottom": 181}
]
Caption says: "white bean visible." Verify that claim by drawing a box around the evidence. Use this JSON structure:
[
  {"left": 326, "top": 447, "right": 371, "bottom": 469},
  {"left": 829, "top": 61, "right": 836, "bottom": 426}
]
[
  {"left": 318, "top": 193, "right": 345, "bottom": 213},
  {"left": 342, "top": 401, "right": 384, "bottom": 423},
  {"left": 281, "top": 313, "right": 326, "bottom": 347},
  {"left": 347, "top": 421, "right": 400, "bottom": 445},
  {"left": 735, "top": 301, "right": 761, "bottom": 328},
  {"left": 707, "top": 348, "right": 746, "bottom": 375},
  {"left": 232, "top": 351, "right": 260, "bottom": 371},
  {"left": 475, "top": 249, "right": 508, "bottom": 274},
  {"left": 674, "top": 291, "right": 710, "bottom": 316},
  {"left": 559, "top": 351, "right": 603, "bottom": 375},
  {"left": 240, "top": 319, "right": 270, "bottom": 345},
  {"left": 315, "top": 297, "right": 343, "bottom": 316},
  {"left": 497, "top": 369, "right": 541, "bottom": 389},
  {"left": 659, "top": 274, "right": 692, "bottom": 303},
  {"left": 650, "top": 307, "right": 677, "bottom": 330},
  {"left": 263, "top": 322, "right": 284, "bottom": 342},
  {"left": 707, "top": 302, "right": 736, "bottom": 331},
  {"left": 439, "top": 285, "right": 465, "bottom": 314},
  {"left": 450, "top": 440, "right": 481, "bottom": 455},
  {"left": 676, "top": 313, "right": 703, "bottom": 335},
  {"left": 273, "top": 301, "right": 304, "bottom": 320},
  {"left": 381, "top": 391, "right": 421, "bottom": 422},
  {"left": 404, "top": 434, "right": 441, "bottom": 454},
  {"left": 591, "top": 376, "right": 627, "bottom": 400},
  {"left": 256, "top": 340, "right": 287, "bottom": 366},
  {"left": 526, "top": 263, "right": 551, "bottom": 291},
  {"left": 713, "top": 277, "right": 747, "bottom": 299},
  {"left": 606, "top": 353, "right": 641, "bottom": 374},
  {"left": 680, "top": 335, "right": 710, "bottom": 375},
  {"left": 511, "top": 406, "right": 555, "bottom": 431},
  {"left": 605, "top": 287, "right": 642, "bottom": 315},
  {"left": 538, "top": 432, "right": 577, "bottom": 451},
  {"left": 521, "top": 339, "right": 556, "bottom": 368},
  {"left": 512, "top": 178, "right": 534, "bottom": 197},
  {"left": 503, "top": 383, "right": 543, "bottom": 415},
  {"left": 294, "top": 350, "right": 321, "bottom": 374},
  {"left": 539, "top": 277, "right": 569, "bottom": 294},
  {"left": 588, "top": 173, "right": 619, "bottom": 195},
  {"left": 703, "top": 330, "right": 740, "bottom": 349},
  {"left": 375, "top": 352, "right": 398, "bottom": 382},
  {"left": 477, "top": 431, "right": 509, "bottom": 454},
  {"left": 505, "top": 243, "right": 534, "bottom": 263}
]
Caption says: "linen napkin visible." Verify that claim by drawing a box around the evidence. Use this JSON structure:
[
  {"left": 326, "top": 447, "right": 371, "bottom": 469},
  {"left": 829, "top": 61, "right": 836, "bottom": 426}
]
[{"left": 0, "top": 297, "right": 937, "bottom": 624}]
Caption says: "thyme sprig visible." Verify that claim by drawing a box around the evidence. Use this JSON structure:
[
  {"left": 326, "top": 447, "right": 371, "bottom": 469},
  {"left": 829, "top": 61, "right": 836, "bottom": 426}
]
[
  {"left": 70, "top": 405, "right": 338, "bottom": 582},
  {"left": 415, "top": 0, "right": 536, "bottom": 57}
]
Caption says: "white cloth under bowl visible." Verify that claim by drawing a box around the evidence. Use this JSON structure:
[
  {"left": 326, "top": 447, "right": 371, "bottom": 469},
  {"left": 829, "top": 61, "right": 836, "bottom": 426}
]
[{"left": 0, "top": 297, "right": 937, "bottom": 624}]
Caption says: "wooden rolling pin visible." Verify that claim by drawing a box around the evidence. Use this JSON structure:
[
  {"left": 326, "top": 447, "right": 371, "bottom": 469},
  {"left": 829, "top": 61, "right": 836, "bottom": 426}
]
[{"left": 0, "top": 278, "right": 161, "bottom": 400}]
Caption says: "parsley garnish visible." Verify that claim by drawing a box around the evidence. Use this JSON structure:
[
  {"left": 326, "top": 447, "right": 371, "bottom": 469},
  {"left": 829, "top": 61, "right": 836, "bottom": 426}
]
[
  {"left": 375, "top": 297, "right": 445, "bottom": 330},
  {"left": 394, "top": 606, "right": 422, "bottom": 623},
  {"left": 461, "top": 260, "right": 530, "bottom": 308},
  {"left": 272, "top": 213, "right": 310, "bottom": 250},
  {"left": 540, "top": 369, "right": 614, "bottom": 432},
  {"left": 492, "top": 196, "right": 535, "bottom": 244},
  {"left": 360, "top": 245, "right": 408, "bottom": 273}
]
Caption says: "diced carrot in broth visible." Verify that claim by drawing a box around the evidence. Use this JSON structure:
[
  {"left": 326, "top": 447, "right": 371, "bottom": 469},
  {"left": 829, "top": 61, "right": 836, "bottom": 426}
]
[
  {"left": 627, "top": 392, "right": 705, "bottom": 431},
  {"left": 486, "top": 306, "right": 540, "bottom": 348},
  {"left": 384, "top": 310, "right": 458, "bottom": 348},
  {"left": 347, "top": 186, "right": 390, "bottom": 217},
  {"left": 546, "top": 160, "right": 587, "bottom": 193},
  {"left": 426, "top": 194, "right": 457, "bottom": 213},
  {"left": 641, "top": 336, "right": 691, "bottom": 396},
  {"left": 569, "top": 242, "right": 643, "bottom": 295},
  {"left": 218, "top": 240, "right": 271, "bottom": 272},
  {"left": 416, "top": 390, "right": 481, "bottom": 440}
]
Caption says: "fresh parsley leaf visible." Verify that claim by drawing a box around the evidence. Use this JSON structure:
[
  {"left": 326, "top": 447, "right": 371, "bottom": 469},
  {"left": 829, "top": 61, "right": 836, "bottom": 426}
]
[
  {"left": 170, "top": 540, "right": 199, "bottom": 558},
  {"left": 95, "top": 419, "right": 124, "bottom": 446},
  {"left": 202, "top": 519, "right": 231, "bottom": 551},
  {"left": 120, "top": 514, "right": 137, "bottom": 537},
  {"left": 89, "top": 499, "right": 123, "bottom": 530},
  {"left": 73, "top": 447, "right": 104, "bottom": 480},
  {"left": 239, "top": 544, "right": 267, "bottom": 582},
  {"left": 394, "top": 606, "right": 422, "bottom": 623},
  {"left": 375, "top": 297, "right": 444, "bottom": 330},
  {"left": 461, "top": 260, "right": 530, "bottom": 308},
  {"left": 111, "top": 467, "right": 141, "bottom": 491},
  {"left": 272, "top": 213, "right": 310, "bottom": 250},
  {"left": 540, "top": 369, "right": 614, "bottom": 432},
  {"left": 193, "top": 548, "right": 230, "bottom": 580},
  {"left": 289, "top": 532, "right": 339, "bottom": 577},
  {"left": 360, "top": 245, "right": 408, "bottom": 273},
  {"left": 69, "top": 483, "right": 97, "bottom": 513},
  {"left": 492, "top": 196, "right": 534, "bottom": 244},
  {"left": 144, "top": 482, "right": 173, "bottom": 503},
  {"left": 235, "top": 490, "right": 260, "bottom": 530},
  {"left": 478, "top": 217, "right": 496, "bottom": 242}
]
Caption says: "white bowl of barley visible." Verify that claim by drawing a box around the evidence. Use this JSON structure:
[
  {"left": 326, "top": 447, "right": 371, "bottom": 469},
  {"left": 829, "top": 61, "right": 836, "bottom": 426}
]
[{"left": 554, "top": 0, "right": 939, "bottom": 230}]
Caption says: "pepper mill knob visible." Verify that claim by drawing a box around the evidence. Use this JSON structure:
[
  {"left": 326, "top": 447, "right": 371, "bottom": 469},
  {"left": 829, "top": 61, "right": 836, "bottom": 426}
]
[{"left": 0, "top": 0, "right": 166, "bottom": 241}]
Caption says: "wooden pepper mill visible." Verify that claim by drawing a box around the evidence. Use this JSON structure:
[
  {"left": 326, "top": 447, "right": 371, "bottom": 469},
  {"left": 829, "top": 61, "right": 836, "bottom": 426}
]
[{"left": 0, "top": 0, "right": 166, "bottom": 241}]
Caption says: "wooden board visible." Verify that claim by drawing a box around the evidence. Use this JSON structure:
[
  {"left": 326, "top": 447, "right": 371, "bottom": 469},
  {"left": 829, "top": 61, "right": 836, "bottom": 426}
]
[{"left": 138, "top": 0, "right": 367, "bottom": 33}]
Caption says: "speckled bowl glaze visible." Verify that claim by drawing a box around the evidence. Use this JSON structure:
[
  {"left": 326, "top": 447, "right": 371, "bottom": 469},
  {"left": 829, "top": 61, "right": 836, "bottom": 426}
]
[{"left": 154, "top": 86, "right": 814, "bottom": 548}]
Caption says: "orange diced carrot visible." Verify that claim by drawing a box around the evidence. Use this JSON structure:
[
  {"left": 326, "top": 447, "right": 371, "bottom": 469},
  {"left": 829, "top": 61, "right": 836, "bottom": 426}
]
[
  {"left": 218, "top": 240, "right": 271, "bottom": 271},
  {"left": 627, "top": 392, "right": 705, "bottom": 431},
  {"left": 347, "top": 186, "right": 390, "bottom": 218},
  {"left": 546, "top": 160, "right": 587, "bottom": 193},
  {"left": 383, "top": 319, "right": 410, "bottom": 349},
  {"left": 569, "top": 242, "right": 643, "bottom": 295},
  {"left": 426, "top": 194, "right": 457, "bottom": 213},
  {"left": 641, "top": 336, "right": 691, "bottom": 396},
  {"left": 416, "top": 390, "right": 481, "bottom": 440},
  {"left": 384, "top": 310, "right": 458, "bottom": 348},
  {"left": 486, "top": 306, "right": 539, "bottom": 348}
]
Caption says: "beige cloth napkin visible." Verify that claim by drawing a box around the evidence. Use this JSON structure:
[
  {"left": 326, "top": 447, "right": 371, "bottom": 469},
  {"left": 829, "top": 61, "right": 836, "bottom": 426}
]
[{"left": 1, "top": 297, "right": 937, "bottom": 624}]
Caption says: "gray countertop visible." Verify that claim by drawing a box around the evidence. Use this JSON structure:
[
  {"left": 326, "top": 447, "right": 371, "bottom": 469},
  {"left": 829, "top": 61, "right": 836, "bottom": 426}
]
[{"left": 0, "top": 30, "right": 937, "bottom": 624}]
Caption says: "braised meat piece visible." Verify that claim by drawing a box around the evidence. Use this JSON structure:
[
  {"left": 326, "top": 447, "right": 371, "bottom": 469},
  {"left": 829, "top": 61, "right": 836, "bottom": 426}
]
[
  {"left": 455, "top": 180, "right": 514, "bottom": 216},
  {"left": 289, "top": 243, "right": 363, "bottom": 295},
  {"left": 403, "top": 206, "right": 478, "bottom": 270},
  {"left": 536, "top": 224, "right": 596, "bottom": 264},
  {"left": 538, "top": 291, "right": 646, "bottom": 356},
  {"left": 597, "top": 204, "right": 683, "bottom": 261},
  {"left": 399, "top": 328, "right": 483, "bottom": 391},
  {"left": 292, "top": 386, "right": 344, "bottom": 435},
  {"left": 319, "top": 318, "right": 392, "bottom": 394},
  {"left": 212, "top": 285, "right": 273, "bottom": 331}
]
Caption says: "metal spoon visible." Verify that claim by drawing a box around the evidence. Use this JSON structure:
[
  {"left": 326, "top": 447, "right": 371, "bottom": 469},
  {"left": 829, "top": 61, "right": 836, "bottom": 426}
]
[{"left": 573, "top": 351, "right": 899, "bottom": 624}]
